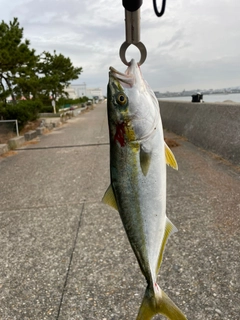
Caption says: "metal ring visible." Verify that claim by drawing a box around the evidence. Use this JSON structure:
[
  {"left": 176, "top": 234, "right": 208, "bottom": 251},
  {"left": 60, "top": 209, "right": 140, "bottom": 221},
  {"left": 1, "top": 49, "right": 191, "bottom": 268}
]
[{"left": 119, "top": 41, "right": 147, "bottom": 66}]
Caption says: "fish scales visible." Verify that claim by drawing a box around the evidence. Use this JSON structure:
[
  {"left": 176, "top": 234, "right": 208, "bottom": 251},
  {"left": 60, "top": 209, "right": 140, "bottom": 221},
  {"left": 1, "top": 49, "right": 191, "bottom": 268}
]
[{"left": 103, "top": 59, "right": 187, "bottom": 320}]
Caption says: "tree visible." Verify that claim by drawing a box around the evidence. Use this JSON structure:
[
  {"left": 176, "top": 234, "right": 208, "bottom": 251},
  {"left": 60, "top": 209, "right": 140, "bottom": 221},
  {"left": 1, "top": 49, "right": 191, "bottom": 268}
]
[
  {"left": 0, "top": 17, "right": 37, "bottom": 104},
  {"left": 38, "top": 51, "right": 82, "bottom": 101},
  {"left": 0, "top": 18, "right": 83, "bottom": 110}
]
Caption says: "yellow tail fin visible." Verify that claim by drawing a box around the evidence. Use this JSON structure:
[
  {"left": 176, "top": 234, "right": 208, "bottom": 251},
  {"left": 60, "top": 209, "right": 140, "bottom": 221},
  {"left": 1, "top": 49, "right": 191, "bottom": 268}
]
[{"left": 136, "top": 285, "right": 187, "bottom": 320}]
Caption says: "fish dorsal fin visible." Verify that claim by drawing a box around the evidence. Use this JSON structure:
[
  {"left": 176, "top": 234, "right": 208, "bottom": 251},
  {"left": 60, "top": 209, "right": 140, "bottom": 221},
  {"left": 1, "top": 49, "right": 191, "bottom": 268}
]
[
  {"left": 102, "top": 185, "right": 118, "bottom": 211},
  {"left": 156, "top": 217, "right": 178, "bottom": 274},
  {"left": 165, "top": 142, "right": 178, "bottom": 170},
  {"left": 140, "top": 147, "right": 152, "bottom": 176}
]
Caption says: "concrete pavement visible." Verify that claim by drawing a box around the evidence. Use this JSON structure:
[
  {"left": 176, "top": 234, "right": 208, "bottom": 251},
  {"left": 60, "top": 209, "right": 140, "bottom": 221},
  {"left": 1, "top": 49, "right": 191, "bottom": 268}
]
[{"left": 0, "top": 102, "right": 239, "bottom": 319}]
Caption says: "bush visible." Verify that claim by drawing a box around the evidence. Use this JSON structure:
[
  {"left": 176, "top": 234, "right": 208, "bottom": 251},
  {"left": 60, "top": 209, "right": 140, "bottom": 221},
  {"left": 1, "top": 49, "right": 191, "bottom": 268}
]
[
  {"left": 2, "top": 100, "right": 43, "bottom": 130},
  {"left": 0, "top": 103, "right": 6, "bottom": 119},
  {"left": 39, "top": 105, "right": 54, "bottom": 113},
  {"left": 58, "top": 96, "right": 88, "bottom": 106}
]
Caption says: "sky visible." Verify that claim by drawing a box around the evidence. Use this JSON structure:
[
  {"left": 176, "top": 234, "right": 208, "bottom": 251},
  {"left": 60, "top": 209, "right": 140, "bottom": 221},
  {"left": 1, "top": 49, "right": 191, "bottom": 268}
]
[{"left": 1, "top": 0, "right": 240, "bottom": 94}]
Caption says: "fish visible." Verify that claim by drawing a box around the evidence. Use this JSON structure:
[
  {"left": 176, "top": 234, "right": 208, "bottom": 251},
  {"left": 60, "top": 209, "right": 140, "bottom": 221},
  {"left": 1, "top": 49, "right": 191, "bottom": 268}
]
[{"left": 102, "top": 59, "right": 187, "bottom": 320}]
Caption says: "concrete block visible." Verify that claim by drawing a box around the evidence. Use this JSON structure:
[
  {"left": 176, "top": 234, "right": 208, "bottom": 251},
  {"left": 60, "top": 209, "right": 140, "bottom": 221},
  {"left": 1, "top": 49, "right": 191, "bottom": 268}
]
[
  {"left": 36, "top": 127, "right": 44, "bottom": 135},
  {"left": 60, "top": 117, "right": 67, "bottom": 123},
  {"left": 159, "top": 100, "right": 240, "bottom": 165},
  {"left": 45, "top": 123, "right": 53, "bottom": 130},
  {"left": 39, "top": 113, "right": 61, "bottom": 118},
  {"left": 73, "top": 109, "right": 81, "bottom": 116},
  {"left": 24, "top": 130, "right": 38, "bottom": 141},
  {"left": 52, "top": 120, "right": 60, "bottom": 128},
  {"left": 43, "top": 118, "right": 61, "bottom": 128},
  {"left": 8, "top": 136, "right": 25, "bottom": 149},
  {"left": 0, "top": 144, "right": 9, "bottom": 156},
  {"left": 40, "top": 119, "right": 46, "bottom": 126}
]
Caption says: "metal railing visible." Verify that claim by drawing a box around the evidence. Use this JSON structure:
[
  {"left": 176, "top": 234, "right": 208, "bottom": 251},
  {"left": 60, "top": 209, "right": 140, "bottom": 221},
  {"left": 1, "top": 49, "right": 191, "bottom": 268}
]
[{"left": 0, "top": 120, "right": 19, "bottom": 137}]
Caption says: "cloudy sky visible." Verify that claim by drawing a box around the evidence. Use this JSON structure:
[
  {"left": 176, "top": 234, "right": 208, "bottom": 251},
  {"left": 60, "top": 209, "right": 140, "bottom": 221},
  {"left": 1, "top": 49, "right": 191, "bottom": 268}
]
[{"left": 2, "top": 0, "right": 240, "bottom": 94}]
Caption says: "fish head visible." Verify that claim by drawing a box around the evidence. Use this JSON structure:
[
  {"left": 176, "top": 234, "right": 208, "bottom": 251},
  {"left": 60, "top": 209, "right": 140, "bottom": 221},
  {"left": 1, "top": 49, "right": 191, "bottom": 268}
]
[
  {"left": 107, "top": 59, "right": 160, "bottom": 146},
  {"left": 107, "top": 70, "right": 134, "bottom": 146}
]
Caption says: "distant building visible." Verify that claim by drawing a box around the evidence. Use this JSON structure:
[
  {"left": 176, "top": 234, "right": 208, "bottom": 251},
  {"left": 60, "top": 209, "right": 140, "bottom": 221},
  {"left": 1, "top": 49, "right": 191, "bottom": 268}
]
[
  {"left": 86, "top": 88, "right": 103, "bottom": 100},
  {"left": 63, "top": 87, "right": 77, "bottom": 99},
  {"left": 64, "top": 84, "right": 103, "bottom": 100},
  {"left": 154, "top": 91, "right": 161, "bottom": 98},
  {"left": 71, "top": 83, "right": 87, "bottom": 97}
]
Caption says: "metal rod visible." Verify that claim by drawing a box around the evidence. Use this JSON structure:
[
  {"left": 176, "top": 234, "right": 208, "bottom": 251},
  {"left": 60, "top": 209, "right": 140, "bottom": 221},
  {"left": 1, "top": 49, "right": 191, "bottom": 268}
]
[
  {"left": 15, "top": 120, "right": 19, "bottom": 136},
  {"left": 125, "top": 9, "right": 141, "bottom": 44},
  {"left": 0, "top": 120, "right": 18, "bottom": 122},
  {"left": 120, "top": 0, "right": 147, "bottom": 66}
]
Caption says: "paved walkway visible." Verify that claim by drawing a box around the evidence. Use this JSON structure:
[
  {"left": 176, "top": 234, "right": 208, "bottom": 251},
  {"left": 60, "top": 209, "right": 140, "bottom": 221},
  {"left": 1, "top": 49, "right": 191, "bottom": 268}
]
[{"left": 0, "top": 102, "right": 239, "bottom": 319}]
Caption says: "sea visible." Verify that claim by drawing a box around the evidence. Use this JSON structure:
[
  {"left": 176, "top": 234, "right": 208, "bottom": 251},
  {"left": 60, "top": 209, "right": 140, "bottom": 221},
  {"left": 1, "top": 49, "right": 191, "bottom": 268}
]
[{"left": 158, "top": 93, "right": 240, "bottom": 103}]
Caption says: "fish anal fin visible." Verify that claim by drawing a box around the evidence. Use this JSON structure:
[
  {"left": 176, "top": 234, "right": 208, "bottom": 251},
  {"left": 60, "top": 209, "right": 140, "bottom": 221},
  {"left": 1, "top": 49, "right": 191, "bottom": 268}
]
[
  {"left": 137, "top": 286, "right": 187, "bottom": 320},
  {"left": 140, "top": 147, "right": 152, "bottom": 176},
  {"left": 156, "top": 217, "right": 178, "bottom": 274},
  {"left": 165, "top": 142, "right": 178, "bottom": 170},
  {"left": 102, "top": 185, "right": 118, "bottom": 211}
]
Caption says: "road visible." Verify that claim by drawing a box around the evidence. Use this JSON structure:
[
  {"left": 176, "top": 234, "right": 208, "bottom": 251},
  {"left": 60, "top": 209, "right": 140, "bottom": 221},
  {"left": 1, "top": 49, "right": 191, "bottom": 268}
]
[{"left": 0, "top": 102, "right": 239, "bottom": 320}]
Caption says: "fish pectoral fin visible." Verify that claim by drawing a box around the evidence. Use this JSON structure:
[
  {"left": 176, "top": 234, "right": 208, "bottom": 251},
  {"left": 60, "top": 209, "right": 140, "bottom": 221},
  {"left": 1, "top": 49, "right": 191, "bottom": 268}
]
[
  {"left": 102, "top": 185, "right": 118, "bottom": 211},
  {"left": 156, "top": 217, "right": 178, "bottom": 274},
  {"left": 137, "top": 286, "right": 187, "bottom": 320},
  {"left": 140, "top": 146, "right": 152, "bottom": 176},
  {"left": 165, "top": 142, "right": 178, "bottom": 170}
]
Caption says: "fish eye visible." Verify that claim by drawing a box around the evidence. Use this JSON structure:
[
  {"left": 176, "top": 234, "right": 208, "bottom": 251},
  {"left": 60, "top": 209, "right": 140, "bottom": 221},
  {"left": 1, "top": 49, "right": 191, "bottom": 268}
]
[{"left": 116, "top": 93, "right": 127, "bottom": 105}]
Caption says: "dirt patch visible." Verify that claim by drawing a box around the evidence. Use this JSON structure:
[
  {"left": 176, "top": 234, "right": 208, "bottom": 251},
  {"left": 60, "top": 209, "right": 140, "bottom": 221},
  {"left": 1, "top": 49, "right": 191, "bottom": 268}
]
[
  {"left": 42, "top": 128, "right": 52, "bottom": 135},
  {"left": 164, "top": 138, "right": 180, "bottom": 148},
  {"left": 23, "top": 139, "right": 40, "bottom": 146},
  {"left": 0, "top": 120, "right": 42, "bottom": 144},
  {"left": 0, "top": 131, "right": 16, "bottom": 144},
  {"left": 0, "top": 150, "right": 18, "bottom": 158},
  {"left": 0, "top": 123, "right": 16, "bottom": 144},
  {"left": 20, "top": 120, "right": 42, "bottom": 135}
]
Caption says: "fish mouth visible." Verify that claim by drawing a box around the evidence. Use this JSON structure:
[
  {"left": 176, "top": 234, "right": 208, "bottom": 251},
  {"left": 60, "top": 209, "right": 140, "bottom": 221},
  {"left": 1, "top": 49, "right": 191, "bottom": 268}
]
[
  {"left": 109, "top": 59, "right": 138, "bottom": 88},
  {"left": 109, "top": 67, "right": 133, "bottom": 88},
  {"left": 108, "top": 71, "right": 124, "bottom": 95}
]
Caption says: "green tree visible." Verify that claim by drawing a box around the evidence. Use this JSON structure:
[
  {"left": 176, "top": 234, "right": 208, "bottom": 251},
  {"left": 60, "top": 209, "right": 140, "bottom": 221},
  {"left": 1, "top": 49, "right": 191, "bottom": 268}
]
[
  {"left": 0, "top": 17, "right": 37, "bottom": 104},
  {"left": 14, "top": 73, "right": 41, "bottom": 100},
  {"left": 0, "top": 18, "right": 83, "bottom": 115},
  {"left": 38, "top": 50, "right": 82, "bottom": 101}
]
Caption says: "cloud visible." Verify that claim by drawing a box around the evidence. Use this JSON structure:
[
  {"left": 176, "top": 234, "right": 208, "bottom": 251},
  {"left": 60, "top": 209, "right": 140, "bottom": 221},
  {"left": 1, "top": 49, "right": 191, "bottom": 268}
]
[{"left": 1, "top": 0, "right": 240, "bottom": 93}]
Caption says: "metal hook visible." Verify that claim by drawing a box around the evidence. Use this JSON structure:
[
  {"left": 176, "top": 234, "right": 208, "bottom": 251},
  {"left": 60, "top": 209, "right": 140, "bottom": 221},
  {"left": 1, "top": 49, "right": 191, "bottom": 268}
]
[
  {"left": 119, "top": 41, "right": 147, "bottom": 66},
  {"left": 119, "top": 0, "right": 167, "bottom": 65},
  {"left": 153, "top": 0, "right": 167, "bottom": 17},
  {"left": 119, "top": 8, "right": 147, "bottom": 66}
]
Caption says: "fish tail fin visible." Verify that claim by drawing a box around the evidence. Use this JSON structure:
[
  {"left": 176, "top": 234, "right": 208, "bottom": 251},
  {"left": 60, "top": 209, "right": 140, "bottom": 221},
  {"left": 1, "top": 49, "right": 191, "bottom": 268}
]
[{"left": 136, "top": 285, "right": 187, "bottom": 320}]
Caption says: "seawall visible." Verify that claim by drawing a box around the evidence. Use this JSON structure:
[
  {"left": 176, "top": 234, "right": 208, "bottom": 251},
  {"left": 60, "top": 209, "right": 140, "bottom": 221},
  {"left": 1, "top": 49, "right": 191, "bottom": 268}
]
[{"left": 159, "top": 100, "right": 240, "bottom": 165}]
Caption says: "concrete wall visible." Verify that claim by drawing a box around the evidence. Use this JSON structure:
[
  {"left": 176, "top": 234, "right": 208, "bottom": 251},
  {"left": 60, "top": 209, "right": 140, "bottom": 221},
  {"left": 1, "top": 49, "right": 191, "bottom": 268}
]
[{"left": 159, "top": 100, "right": 240, "bottom": 165}]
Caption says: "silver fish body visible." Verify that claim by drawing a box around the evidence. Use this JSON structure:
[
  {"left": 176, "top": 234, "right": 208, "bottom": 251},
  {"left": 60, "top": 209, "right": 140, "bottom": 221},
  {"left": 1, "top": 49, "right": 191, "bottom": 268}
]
[{"left": 103, "top": 59, "right": 186, "bottom": 320}]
